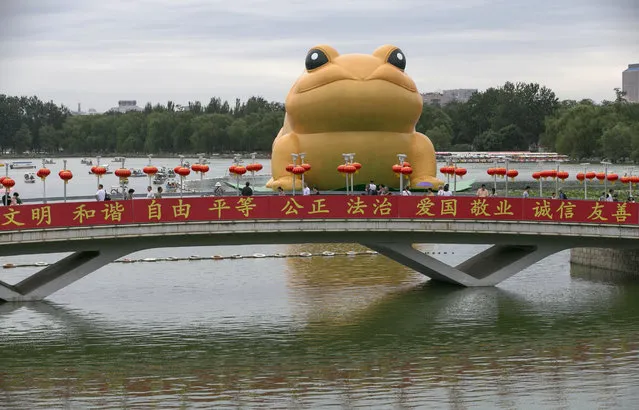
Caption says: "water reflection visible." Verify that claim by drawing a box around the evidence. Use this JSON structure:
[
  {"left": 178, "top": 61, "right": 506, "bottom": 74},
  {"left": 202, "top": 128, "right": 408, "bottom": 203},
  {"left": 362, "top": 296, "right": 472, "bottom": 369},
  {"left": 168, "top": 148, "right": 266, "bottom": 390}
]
[{"left": 2, "top": 265, "right": 639, "bottom": 408}]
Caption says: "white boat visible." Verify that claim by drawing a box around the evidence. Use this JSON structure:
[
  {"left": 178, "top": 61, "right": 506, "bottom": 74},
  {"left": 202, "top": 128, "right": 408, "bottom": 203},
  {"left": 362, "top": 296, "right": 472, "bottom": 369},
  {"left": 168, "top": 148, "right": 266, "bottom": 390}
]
[
  {"left": 81, "top": 158, "right": 93, "bottom": 165},
  {"left": 165, "top": 179, "right": 179, "bottom": 191},
  {"left": 10, "top": 161, "right": 36, "bottom": 170},
  {"left": 24, "top": 173, "right": 36, "bottom": 183},
  {"left": 129, "top": 168, "right": 146, "bottom": 178},
  {"left": 44, "top": 159, "right": 56, "bottom": 165},
  {"left": 153, "top": 173, "right": 167, "bottom": 185},
  {"left": 112, "top": 157, "right": 125, "bottom": 162}
]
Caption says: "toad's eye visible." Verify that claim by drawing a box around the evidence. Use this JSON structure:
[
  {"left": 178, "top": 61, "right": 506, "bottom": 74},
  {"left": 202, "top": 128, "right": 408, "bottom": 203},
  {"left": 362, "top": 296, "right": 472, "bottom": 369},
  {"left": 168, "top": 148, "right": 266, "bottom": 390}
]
[
  {"left": 305, "top": 48, "right": 329, "bottom": 71},
  {"left": 387, "top": 48, "right": 406, "bottom": 71}
]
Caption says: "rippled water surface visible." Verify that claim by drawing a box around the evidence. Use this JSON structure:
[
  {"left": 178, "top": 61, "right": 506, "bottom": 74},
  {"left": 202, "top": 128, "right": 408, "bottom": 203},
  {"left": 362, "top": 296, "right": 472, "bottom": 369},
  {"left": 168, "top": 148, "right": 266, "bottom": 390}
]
[{"left": 2, "top": 244, "right": 639, "bottom": 409}]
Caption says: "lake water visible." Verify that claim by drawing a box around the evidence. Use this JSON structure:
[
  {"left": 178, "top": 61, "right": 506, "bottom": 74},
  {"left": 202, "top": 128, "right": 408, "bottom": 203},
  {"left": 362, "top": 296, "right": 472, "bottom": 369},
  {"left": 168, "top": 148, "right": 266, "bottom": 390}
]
[{"left": 1, "top": 242, "right": 639, "bottom": 409}]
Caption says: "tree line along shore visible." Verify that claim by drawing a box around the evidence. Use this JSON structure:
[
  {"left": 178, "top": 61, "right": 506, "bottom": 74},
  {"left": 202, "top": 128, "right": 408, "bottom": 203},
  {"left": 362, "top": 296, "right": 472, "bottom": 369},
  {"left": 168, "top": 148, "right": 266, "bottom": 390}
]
[{"left": 1, "top": 83, "right": 638, "bottom": 161}]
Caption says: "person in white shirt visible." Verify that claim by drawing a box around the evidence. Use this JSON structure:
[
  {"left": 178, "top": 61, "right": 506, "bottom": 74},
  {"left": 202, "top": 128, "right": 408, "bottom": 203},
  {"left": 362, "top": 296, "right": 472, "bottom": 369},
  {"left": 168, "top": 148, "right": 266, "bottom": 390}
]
[
  {"left": 522, "top": 186, "right": 530, "bottom": 198},
  {"left": 438, "top": 184, "right": 453, "bottom": 196},
  {"left": 401, "top": 187, "right": 412, "bottom": 196},
  {"left": 96, "top": 184, "right": 106, "bottom": 201},
  {"left": 302, "top": 184, "right": 311, "bottom": 196},
  {"left": 437, "top": 186, "right": 445, "bottom": 196},
  {"left": 146, "top": 186, "right": 154, "bottom": 199}
]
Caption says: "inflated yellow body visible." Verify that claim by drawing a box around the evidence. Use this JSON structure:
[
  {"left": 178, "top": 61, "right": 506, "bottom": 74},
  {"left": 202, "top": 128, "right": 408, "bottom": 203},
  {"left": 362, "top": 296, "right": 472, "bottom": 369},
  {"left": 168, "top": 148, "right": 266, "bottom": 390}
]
[{"left": 266, "top": 44, "right": 442, "bottom": 191}]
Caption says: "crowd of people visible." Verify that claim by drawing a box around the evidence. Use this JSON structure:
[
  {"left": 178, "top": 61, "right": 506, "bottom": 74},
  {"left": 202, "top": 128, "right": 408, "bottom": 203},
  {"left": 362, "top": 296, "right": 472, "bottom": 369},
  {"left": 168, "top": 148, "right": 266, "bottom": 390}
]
[{"left": 5, "top": 181, "right": 637, "bottom": 204}]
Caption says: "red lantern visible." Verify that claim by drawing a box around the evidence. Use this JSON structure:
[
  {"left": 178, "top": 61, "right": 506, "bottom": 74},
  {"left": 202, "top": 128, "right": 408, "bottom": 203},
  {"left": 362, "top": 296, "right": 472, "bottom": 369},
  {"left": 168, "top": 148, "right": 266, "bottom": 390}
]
[
  {"left": 115, "top": 168, "right": 132, "bottom": 180},
  {"left": 487, "top": 168, "right": 496, "bottom": 177},
  {"left": 455, "top": 167, "right": 467, "bottom": 177},
  {"left": 548, "top": 170, "right": 557, "bottom": 179},
  {"left": 557, "top": 171, "right": 569, "bottom": 181},
  {"left": 234, "top": 166, "right": 247, "bottom": 175},
  {"left": 199, "top": 164, "right": 209, "bottom": 174},
  {"left": 247, "top": 163, "right": 264, "bottom": 172},
  {"left": 585, "top": 172, "right": 596, "bottom": 180},
  {"left": 495, "top": 167, "right": 507, "bottom": 178},
  {"left": 576, "top": 172, "right": 585, "bottom": 183},
  {"left": 506, "top": 169, "right": 518, "bottom": 180},
  {"left": 285, "top": 164, "right": 295, "bottom": 173},
  {"left": 621, "top": 176, "right": 631, "bottom": 184},
  {"left": 595, "top": 172, "right": 606, "bottom": 183},
  {"left": 143, "top": 166, "right": 158, "bottom": 176},
  {"left": 229, "top": 165, "right": 237, "bottom": 174},
  {"left": 607, "top": 173, "right": 619, "bottom": 183},
  {"left": 402, "top": 161, "right": 411, "bottom": 168},
  {"left": 174, "top": 166, "right": 183, "bottom": 174},
  {"left": 37, "top": 168, "right": 51, "bottom": 180},
  {"left": 92, "top": 166, "right": 107, "bottom": 176},
  {"left": 191, "top": 163, "right": 202, "bottom": 173},
  {"left": 539, "top": 170, "right": 550, "bottom": 180},
  {"left": 58, "top": 170, "right": 73, "bottom": 184},
  {"left": 631, "top": 176, "right": 639, "bottom": 184},
  {"left": 338, "top": 164, "right": 346, "bottom": 173},
  {"left": 344, "top": 164, "right": 357, "bottom": 174},
  {"left": 440, "top": 166, "right": 449, "bottom": 174},
  {"left": 392, "top": 164, "right": 403, "bottom": 174},
  {"left": 1, "top": 177, "right": 15, "bottom": 189},
  {"left": 400, "top": 166, "right": 413, "bottom": 175},
  {"left": 292, "top": 166, "right": 306, "bottom": 175},
  {"left": 532, "top": 172, "right": 541, "bottom": 180},
  {"left": 351, "top": 162, "right": 361, "bottom": 171},
  {"left": 0, "top": 176, "right": 5, "bottom": 184},
  {"left": 176, "top": 166, "right": 191, "bottom": 177}
]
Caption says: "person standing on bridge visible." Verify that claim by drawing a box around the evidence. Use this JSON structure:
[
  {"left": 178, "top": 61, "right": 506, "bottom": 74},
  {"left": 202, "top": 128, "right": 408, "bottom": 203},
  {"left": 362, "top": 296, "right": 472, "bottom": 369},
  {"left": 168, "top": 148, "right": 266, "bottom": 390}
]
[
  {"left": 146, "top": 186, "right": 154, "bottom": 199},
  {"left": 213, "top": 182, "right": 225, "bottom": 197},
  {"left": 96, "top": 184, "right": 106, "bottom": 201},
  {"left": 476, "top": 184, "right": 489, "bottom": 197},
  {"left": 241, "top": 181, "right": 253, "bottom": 196},
  {"left": 523, "top": 186, "right": 530, "bottom": 199}
]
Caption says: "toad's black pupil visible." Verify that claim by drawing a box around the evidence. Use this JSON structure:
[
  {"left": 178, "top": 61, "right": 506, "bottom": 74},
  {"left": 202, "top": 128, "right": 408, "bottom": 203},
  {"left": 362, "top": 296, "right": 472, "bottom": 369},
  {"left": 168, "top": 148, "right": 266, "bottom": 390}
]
[
  {"left": 387, "top": 49, "right": 406, "bottom": 70},
  {"left": 305, "top": 49, "right": 329, "bottom": 70}
]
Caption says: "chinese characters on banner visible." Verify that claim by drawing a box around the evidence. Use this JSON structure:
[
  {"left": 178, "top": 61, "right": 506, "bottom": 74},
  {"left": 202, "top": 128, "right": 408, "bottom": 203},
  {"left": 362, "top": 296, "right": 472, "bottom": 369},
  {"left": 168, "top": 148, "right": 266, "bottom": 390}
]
[{"left": 0, "top": 196, "right": 637, "bottom": 231}]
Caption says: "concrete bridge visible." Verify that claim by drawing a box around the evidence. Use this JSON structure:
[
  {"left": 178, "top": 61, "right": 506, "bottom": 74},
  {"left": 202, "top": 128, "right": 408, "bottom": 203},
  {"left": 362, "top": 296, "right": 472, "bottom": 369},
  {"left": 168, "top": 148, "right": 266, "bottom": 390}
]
[{"left": 1, "top": 195, "right": 639, "bottom": 302}]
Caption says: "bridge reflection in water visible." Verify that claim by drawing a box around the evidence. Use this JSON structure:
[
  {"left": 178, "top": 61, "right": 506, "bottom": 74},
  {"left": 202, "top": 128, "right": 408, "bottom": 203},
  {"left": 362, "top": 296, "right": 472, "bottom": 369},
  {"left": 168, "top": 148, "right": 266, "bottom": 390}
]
[{"left": 1, "top": 255, "right": 638, "bottom": 408}]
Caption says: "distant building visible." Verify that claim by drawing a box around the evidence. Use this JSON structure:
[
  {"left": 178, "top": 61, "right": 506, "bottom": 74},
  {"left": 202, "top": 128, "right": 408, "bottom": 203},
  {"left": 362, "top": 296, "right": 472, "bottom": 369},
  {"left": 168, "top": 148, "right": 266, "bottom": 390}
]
[
  {"left": 70, "top": 103, "right": 99, "bottom": 116},
  {"left": 622, "top": 64, "right": 639, "bottom": 103},
  {"left": 108, "top": 100, "right": 143, "bottom": 113},
  {"left": 421, "top": 89, "right": 477, "bottom": 106}
]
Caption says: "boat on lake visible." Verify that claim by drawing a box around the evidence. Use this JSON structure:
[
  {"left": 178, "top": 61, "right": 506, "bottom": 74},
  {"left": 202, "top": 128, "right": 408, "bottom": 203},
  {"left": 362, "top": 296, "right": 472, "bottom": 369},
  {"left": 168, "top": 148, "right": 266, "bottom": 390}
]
[
  {"left": 24, "top": 173, "right": 36, "bottom": 183},
  {"left": 81, "top": 158, "right": 93, "bottom": 166},
  {"left": 129, "top": 168, "right": 146, "bottom": 178},
  {"left": 44, "top": 159, "right": 56, "bottom": 165},
  {"left": 10, "top": 161, "right": 36, "bottom": 170},
  {"left": 153, "top": 173, "right": 167, "bottom": 185},
  {"left": 436, "top": 151, "right": 569, "bottom": 163}
]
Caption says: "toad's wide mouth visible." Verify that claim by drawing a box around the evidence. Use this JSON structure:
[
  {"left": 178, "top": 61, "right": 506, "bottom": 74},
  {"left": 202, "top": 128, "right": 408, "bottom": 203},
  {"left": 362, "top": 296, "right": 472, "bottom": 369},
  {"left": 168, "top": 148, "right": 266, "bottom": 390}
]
[{"left": 294, "top": 64, "right": 417, "bottom": 94}]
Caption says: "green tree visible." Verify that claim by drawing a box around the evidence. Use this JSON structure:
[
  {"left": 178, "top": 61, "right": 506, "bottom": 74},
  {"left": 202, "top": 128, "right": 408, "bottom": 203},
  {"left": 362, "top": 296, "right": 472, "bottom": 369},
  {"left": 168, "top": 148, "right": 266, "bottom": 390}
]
[{"left": 14, "top": 123, "right": 32, "bottom": 153}]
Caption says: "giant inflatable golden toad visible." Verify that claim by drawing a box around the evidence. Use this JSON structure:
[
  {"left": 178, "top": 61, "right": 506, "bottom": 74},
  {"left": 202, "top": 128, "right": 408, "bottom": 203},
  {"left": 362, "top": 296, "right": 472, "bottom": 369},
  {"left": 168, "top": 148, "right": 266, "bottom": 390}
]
[{"left": 266, "top": 44, "right": 442, "bottom": 191}]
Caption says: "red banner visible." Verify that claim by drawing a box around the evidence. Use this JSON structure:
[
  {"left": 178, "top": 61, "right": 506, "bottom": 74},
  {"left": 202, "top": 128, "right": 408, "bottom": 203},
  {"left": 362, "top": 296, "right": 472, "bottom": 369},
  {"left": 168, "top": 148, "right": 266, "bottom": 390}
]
[{"left": 0, "top": 196, "right": 637, "bottom": 231}]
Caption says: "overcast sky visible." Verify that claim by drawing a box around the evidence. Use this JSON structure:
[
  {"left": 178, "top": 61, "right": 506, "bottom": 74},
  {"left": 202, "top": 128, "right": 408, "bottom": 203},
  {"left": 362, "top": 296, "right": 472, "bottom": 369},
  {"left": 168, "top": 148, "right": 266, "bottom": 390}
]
[{"left": 1, "top": 0, "right": 637, "bottom": 112}]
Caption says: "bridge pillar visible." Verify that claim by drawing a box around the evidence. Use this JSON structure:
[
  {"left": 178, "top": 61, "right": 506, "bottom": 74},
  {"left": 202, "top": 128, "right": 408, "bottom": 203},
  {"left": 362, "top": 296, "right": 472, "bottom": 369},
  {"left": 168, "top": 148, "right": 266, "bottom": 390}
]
[
  {"left": 362, "top": 243, "right": 565, "bottom": 286},
  {"left": 0, "top": 248, "right": 135, "bottom": 302}
]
